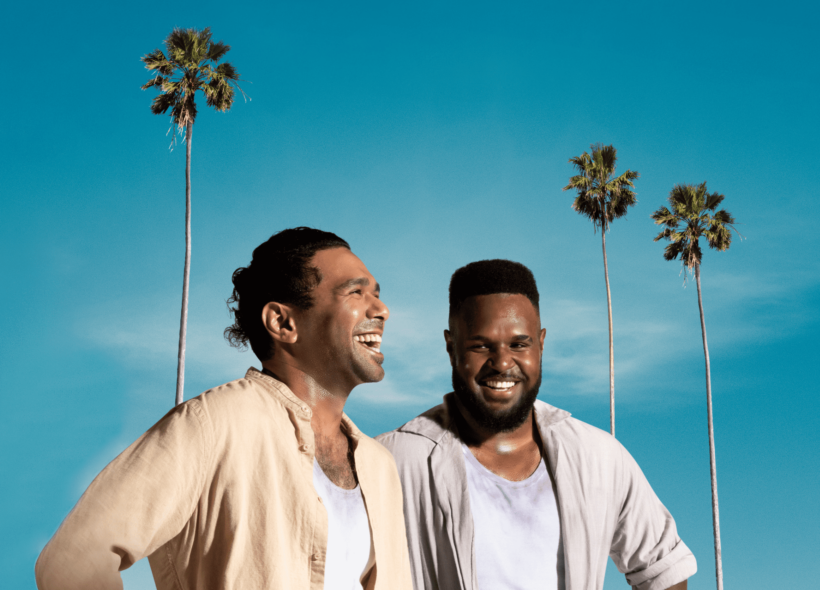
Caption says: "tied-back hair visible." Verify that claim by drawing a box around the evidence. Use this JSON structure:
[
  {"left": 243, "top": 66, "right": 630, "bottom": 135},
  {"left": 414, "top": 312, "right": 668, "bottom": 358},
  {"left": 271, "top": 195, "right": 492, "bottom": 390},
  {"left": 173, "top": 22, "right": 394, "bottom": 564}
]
[
  {"left": 225, "top": 227, "right": 350, "bottom": 361},
  {"left": 449, "top": 259, "right": 540, "bottom": 317}
]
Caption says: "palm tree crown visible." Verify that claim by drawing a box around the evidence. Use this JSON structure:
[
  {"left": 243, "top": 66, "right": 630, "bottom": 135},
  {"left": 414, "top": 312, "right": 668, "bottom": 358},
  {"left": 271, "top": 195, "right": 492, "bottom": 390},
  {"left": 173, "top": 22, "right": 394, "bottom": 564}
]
[
  {"left": 141, "top": 27, "right": 243, "bottom": 134},
  {"left": 651, "top": 182, "right": 737, "bottom": 270},
  {"left": 564, "top": 143, "right": 639, "bottom": 232}
]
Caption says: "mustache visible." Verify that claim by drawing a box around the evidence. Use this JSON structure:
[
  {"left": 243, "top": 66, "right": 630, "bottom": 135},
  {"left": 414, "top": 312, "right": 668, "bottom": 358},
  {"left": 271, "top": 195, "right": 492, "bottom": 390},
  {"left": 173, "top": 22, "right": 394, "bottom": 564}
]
[{"left": 353, "top": 319, "right": 384, "bottom": 333}]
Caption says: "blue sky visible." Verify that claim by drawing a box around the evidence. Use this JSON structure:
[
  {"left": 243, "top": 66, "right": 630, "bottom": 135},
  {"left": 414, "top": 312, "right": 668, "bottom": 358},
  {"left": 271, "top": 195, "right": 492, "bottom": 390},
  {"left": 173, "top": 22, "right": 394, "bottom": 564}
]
[{"left": 2, "top": 1, "right": 818, "bottom": 588}]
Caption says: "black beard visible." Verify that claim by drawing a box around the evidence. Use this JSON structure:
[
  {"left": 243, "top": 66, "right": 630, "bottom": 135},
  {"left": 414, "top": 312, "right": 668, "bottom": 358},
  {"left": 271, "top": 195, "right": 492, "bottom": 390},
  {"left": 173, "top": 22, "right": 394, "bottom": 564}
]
[{"left": 451, "top": 366, "right": 542, "bottom": 434}]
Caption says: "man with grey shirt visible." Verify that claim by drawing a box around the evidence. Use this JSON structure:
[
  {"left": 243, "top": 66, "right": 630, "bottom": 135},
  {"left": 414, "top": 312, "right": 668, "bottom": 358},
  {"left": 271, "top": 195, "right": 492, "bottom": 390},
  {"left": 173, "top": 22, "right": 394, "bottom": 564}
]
[{"left": 378, "top": 259, "right": 696, "bottom": 590}]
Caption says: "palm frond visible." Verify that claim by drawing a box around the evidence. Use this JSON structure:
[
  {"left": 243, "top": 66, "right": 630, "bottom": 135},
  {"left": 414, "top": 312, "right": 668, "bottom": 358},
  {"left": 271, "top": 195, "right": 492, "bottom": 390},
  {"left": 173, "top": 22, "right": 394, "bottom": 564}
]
[
  {"left": 214, "top": 61, "right": 240, "bottom": 81},
  {"left": 141, "top": 75, "right": 165, "bottom": 90},
  {"left": 712, "top": 209, "right": 735, "bottom": 225},
  {"left": 205, "top": 78, "right": 235, "bottom": 111},
  {"left": 595, "top": 143, "right": 618, "bottom": 172},
  {"left": 663, "top": 239, "right": 685, "bottom": 261},
  {"left": 150, "top": 91, "right": 178, "bottom": 115},
  {"left": 563, "top": 174, "right": 591, "bottom": 192},
  {"left": 207, "top": 41, "right": 231, "bottom": 63},
  {"left": 705, "top": 191, "right": 725, "bottom": 211}
]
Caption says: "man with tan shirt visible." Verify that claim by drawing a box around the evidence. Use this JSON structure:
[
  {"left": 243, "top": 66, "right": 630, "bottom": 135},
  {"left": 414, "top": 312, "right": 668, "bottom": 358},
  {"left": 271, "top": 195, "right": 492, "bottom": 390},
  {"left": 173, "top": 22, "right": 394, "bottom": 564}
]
[
  {"left": 378, "top": 259, "right": 696, "bottom": 590},
  {"left": 36, "top": 227, "right": 412, "bottom": 590}
]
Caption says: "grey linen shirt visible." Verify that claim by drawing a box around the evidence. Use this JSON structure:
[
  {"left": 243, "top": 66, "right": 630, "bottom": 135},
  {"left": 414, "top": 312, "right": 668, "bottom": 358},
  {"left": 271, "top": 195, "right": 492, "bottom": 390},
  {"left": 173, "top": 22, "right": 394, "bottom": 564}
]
[{"left": 377, "top": 395, "right": 697, "bottom": 590}]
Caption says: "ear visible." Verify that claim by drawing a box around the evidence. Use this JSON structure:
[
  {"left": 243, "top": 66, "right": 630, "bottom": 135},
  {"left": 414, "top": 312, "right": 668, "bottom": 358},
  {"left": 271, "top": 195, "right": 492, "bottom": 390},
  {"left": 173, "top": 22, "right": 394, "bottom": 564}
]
[
  {"left": 262, "top": 301, "right": 298, "bottom": 345},
  {"left": 539, "top": 327, "right": 546, "bottom": 351},
  {"left": 444, "top": 329, "right": 456, "bottom": 367}
]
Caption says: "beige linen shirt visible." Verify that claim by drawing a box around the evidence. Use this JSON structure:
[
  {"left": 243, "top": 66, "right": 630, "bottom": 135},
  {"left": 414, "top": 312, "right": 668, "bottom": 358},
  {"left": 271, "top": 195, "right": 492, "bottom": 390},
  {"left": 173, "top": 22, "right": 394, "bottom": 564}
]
[
  {"left": 377, "top": 395, "right": 697, "bottom": 590},
  {"left": 36, "top": 368, "right": 412, "bottom": 590}
]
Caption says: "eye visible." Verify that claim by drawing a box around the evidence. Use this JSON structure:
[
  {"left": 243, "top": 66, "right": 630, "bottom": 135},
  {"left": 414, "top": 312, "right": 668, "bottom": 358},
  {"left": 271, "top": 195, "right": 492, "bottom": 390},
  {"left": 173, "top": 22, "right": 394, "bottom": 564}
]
[{"left": 350, "top": 289, "right": 363, "bottom": 295}]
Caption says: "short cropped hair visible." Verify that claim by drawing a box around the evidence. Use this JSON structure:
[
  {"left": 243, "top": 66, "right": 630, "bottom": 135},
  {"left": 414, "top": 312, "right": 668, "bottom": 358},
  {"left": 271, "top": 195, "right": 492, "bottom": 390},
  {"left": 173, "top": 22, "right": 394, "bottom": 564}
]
[
  {"left": 449, "top": 259, "right": 540, "bottom": 317},
  {"left": 225, "top": 227, "right": 350, "bottom": 361}
]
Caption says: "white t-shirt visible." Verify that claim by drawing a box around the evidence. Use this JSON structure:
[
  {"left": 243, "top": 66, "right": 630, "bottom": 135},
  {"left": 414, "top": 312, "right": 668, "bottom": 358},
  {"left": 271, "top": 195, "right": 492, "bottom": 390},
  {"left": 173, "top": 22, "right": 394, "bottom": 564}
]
[
  {"left": 462, "top": 444, "right": 562, "bottom": 590},
  {"left": 312, "top": 460, "right": 372, "bottom": 590}
]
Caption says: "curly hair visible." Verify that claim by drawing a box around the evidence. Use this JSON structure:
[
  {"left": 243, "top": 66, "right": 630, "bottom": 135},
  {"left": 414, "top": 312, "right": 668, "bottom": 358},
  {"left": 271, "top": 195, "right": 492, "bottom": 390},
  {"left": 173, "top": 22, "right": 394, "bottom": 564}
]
[
  {"left": 449, "top": 259, "right": 540, "bottom": 317},
  {"left": 224, "top": 227, "right": 350, "bottom": 361}
]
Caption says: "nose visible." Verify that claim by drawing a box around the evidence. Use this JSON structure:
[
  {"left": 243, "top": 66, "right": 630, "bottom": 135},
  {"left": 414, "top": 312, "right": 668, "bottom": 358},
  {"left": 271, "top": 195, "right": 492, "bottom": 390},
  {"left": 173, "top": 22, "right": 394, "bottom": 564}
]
[
  {"left": 367, "top": 294, "right": 390, "bottom": 322},
  {"left": 487, "top": 346, "right": 513, "bottom": 371}
]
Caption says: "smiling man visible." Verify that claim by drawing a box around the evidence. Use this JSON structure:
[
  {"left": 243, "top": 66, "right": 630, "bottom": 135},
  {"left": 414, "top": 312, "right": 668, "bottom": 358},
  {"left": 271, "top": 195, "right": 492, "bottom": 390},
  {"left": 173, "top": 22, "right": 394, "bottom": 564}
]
[
  {"left": 378, "top": 259, "right": 696, "bottom": 590},
  {"left": 36, "top": 227, "right": 412, "bottom": 590}
]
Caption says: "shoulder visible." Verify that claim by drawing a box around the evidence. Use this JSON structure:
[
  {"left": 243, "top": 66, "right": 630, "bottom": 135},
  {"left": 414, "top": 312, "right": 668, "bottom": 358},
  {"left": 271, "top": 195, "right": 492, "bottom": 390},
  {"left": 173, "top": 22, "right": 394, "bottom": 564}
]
[
  {"left": 376, "top": 402, "right": 450, "bottom": 461},
  {"left": 544, "top": 412, "right": 647, "bottom": 489},
  {"left": 536, "top": 398, "right": 624, "bottom": 457},
  {"left": 190, "top": 371, "right": 292, "bottom": 426},
  {"left": 558, "top": 416, "right": 621, "bottom": 449}
]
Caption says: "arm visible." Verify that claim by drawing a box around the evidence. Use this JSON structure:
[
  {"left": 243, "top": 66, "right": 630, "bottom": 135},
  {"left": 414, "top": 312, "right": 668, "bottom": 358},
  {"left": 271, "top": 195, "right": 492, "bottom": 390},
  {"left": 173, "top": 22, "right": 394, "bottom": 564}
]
[
  {"left": 609, "top": 445, "right": 696, "bottom": 590},
  {"left": 35, "top": 400, "right": 212, "bottom": 590}
]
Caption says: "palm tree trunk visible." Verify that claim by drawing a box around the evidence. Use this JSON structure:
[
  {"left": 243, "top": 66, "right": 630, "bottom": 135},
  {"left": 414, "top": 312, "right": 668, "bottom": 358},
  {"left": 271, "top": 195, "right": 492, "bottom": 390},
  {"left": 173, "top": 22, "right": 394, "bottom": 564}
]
[
  {"left": 175, "top": 123, "right": 192, "bottom": 407},
  {"left": 696, "top": 264, "right": 723, "bottom": 590},
  {"left": 601, "top": 229, "right": 615, "bottom": 437}
]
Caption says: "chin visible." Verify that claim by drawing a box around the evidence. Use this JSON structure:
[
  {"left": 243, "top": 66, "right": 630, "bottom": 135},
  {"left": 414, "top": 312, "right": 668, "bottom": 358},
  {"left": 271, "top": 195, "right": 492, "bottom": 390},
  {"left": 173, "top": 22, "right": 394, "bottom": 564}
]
[
  {"left": 452, "top": 369, "right": 541, "bottom": 433},
  {"left": 351, "top": 357, "right": 385, "bottom": 384}
]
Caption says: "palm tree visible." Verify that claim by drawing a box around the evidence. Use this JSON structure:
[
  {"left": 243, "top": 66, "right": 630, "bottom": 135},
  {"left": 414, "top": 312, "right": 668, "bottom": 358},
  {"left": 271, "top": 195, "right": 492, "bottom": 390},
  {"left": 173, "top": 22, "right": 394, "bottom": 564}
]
[
  {"left": 651, "top": 182, "right": 738, "bottom": 590},
  {"left": 141, "top": 27, "right": 244, "bottom": 406},
  {"left": 563, "top": 144, "right": 639, "bottom": 437}
]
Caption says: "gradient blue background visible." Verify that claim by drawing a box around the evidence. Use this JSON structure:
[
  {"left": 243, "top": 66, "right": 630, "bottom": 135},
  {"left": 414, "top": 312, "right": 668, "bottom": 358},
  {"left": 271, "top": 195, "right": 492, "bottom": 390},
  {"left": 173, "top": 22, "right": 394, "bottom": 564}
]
[{"left": 2, "top": 1, "right": 817, "bottom": 588}]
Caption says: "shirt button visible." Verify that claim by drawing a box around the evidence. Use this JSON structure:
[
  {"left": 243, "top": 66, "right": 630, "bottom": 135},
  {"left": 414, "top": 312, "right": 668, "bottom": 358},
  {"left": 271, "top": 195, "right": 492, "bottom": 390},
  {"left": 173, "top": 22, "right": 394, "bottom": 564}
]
[
  {"left": 299, "top": 444, "right": 311, "bottom": 453},
  {"left": 317, "top": 496, "right": 323, "bottom": 503},
  {"left": 311, "top": 553, "right": 320, "bottom": 562}
]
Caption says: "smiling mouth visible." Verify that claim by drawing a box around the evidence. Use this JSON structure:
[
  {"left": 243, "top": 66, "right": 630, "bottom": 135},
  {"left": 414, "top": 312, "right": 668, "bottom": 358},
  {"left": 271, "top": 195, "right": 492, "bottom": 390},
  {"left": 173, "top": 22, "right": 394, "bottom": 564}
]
[
  {"left": 484, "top": 380, "right": 516, "bottom": 391},
  {"left": 353, "top": 333, "right": 382, "bottom": 354},
  {"left": 479, "top": 377, "right": 523, "bottom": 393}
]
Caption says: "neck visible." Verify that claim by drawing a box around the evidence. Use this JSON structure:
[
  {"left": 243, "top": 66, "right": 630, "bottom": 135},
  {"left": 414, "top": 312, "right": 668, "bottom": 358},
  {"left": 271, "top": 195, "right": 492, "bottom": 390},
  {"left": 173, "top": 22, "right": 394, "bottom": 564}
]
[
  {"left": 262, "top": 357, "right": 350, "bottom": 437},
  {"left": 453, "top": 396, "right": 542, "bottom": 481}
]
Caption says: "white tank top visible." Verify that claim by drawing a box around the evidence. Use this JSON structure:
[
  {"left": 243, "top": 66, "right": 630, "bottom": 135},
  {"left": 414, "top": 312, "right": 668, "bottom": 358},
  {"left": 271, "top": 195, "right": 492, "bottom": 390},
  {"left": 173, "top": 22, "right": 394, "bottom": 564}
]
[
  {"left": 312, "top": 460, "right": 372, "bottom": 590},
  {"left": 462, "top": 444, "right": 562, "bottom": 590}
]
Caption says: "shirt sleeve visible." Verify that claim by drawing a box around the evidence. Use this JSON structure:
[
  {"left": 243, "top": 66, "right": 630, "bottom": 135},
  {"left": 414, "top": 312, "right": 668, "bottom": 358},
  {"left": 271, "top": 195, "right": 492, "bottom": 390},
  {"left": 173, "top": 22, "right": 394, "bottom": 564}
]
[
  {"left": 35, "top": 399, "right": 213, "bottom": 590},
  {"left": 609, "top": 445, "right": 697, "bottom": 590}
]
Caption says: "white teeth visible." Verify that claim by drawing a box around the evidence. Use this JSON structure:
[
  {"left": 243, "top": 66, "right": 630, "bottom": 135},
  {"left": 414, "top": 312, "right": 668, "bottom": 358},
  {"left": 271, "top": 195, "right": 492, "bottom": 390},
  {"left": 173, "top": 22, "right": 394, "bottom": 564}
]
[
  {"left": 354, "top": 334, "right": 382, "bottom": 354},
  {"left": 485, "top": 381, "right": 515, "bottom": 389}
]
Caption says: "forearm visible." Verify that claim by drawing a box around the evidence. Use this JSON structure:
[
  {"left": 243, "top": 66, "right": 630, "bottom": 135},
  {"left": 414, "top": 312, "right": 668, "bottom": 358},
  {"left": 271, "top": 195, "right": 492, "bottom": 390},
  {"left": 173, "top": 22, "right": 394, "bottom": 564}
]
[{"left": 666, "top": 580, "right": 687, "bottom": 590}]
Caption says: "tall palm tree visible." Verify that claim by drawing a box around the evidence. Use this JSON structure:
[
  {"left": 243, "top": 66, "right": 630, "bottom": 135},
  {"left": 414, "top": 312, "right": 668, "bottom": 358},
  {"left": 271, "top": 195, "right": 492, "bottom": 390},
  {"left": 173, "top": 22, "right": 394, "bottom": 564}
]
[
  {"left": 141, "top": 27, "right": 244, "bottom": 406},
  {"left": 563, "top": 144, "right": 639, "bottom": 437},
  {"left": 651, "top": 182, "right": 738, "bottom": 590}
]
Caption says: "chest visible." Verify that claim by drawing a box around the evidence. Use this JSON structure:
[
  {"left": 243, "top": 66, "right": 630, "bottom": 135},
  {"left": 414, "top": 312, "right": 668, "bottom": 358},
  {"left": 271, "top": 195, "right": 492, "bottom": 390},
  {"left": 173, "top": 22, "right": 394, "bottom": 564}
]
[{"left": 315, "top": 432, "right": 358, "bottom": 489}]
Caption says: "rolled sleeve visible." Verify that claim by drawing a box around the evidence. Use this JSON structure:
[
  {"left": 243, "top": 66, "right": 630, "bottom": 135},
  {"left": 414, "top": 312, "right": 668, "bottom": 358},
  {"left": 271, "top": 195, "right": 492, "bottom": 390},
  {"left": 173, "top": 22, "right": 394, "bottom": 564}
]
[
  {"left": 610, "top": 446, "right": 697, "bottom": 590},
  {"left": 625, "top": 540, "right": 697, "bottom": 590}
]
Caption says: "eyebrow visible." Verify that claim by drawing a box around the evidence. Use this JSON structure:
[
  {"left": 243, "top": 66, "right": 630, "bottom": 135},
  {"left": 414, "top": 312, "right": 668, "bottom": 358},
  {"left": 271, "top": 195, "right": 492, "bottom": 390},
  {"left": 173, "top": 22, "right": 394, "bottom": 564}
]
[
  {"left": 468, "top": 334, "right": 533, "bottom": 343},
  {"left": 334, "top": 277, "right": 380, "bottom": 295}
]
